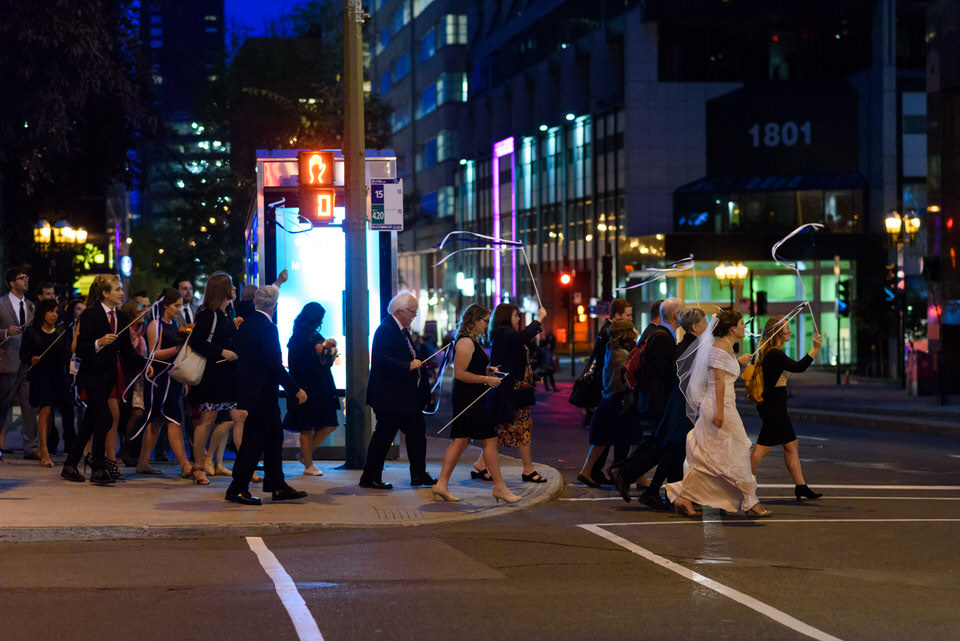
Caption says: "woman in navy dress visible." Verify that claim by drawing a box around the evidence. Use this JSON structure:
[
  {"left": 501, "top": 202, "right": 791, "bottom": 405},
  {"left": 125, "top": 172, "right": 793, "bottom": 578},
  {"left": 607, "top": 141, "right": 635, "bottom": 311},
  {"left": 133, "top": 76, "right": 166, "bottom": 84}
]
[
  {"left": 750, "top": 315, "right": 823, "bottom": 502},
  {"left": 431, "top": 304, "right": 520, "bottom": 504},
  {"left": 282, "top": 302, "right": 340, "bottom": 476},
  {"left": 140, "top": 288, "right": 192, "bottom": 479},
  {"left": 20, "top": 299, "right": 70, "bottom": 467}
]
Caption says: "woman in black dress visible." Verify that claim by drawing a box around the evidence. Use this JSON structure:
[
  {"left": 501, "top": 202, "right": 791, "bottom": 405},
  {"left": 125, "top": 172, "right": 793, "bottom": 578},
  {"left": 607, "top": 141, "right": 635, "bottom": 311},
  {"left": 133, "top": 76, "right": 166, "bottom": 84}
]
[
  {"left": 282, "top": 302, "right": 340, "bottom": 476},
  {"left": 431, "top": 304, "right": 519, "bottom": 504},
  {"left": 750, "top": 315, "right": 823, "bottom": 501},
  {"left": 140, "top": 288, "right": 193, "bottom": 479},
  {"left": 20, "top": 299, "right": 70, "bottom": 467},
  {"left": 186, "top": 273, "right": 246, "bottom": 484}
]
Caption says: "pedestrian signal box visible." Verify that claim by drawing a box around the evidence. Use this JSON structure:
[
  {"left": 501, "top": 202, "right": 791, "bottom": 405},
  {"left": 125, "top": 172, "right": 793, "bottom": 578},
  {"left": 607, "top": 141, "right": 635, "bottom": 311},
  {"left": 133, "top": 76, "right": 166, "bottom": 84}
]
[
  {"left": 299, "top": 188, "right": 336, "bottom": 224},
  {"left": 298, "top": 151, "right": 334, "bottom": 187}
]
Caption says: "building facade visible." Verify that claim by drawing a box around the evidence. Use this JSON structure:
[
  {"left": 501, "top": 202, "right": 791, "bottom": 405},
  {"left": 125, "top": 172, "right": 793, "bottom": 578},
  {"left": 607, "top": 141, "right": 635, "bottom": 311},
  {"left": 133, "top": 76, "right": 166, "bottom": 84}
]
[{"left": 372, "top": 0, "right": 932, "bottom": 376}]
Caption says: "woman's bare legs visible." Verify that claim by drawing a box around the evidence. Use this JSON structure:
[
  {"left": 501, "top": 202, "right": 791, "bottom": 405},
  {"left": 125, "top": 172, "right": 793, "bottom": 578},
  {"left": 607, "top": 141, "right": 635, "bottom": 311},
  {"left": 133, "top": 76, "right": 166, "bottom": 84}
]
[
  {"left": 578, "top": 445, "right": 606, "bottom": 480},
  {"left": 300, "top": 425, "right": 336, "bottom": 474},
  {"left": 36, "top": 406, "right": 53, "bottom": 466},
  {"left": 165, "top": 420, "right": 192, "bottom": 476},
  {"left": 105, "top": 398, "right": 120, "bottom": 462},
  {"left": 433, "top": 438, "right": 470, "bottom": 499},
  {"left": 210, "top": 420, "right": 233, "bottom": 473},
  {"left": 782, "top": 440, "right": 806, "bottom": 485},
  {"left": 750, "top": 443, "right": 771, "bottom": 472},
  {"left": 192, "top": 409, "right": 218, "bottom": 480},
  {"left": 137, "top": 423, "right": 162, "bottom": 473},
  {"left": 482, "top": 438, "right": 519, "bottom": 502},
  {"left": 517, "top": 443, "right": 535, "bottom": 476}
]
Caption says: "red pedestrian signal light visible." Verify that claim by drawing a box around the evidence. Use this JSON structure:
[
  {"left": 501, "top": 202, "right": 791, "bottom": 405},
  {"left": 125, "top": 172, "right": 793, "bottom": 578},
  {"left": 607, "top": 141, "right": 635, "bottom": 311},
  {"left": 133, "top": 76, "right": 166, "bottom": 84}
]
[{"left": 559, "top": 272, "right": 572, "bottom": 286}]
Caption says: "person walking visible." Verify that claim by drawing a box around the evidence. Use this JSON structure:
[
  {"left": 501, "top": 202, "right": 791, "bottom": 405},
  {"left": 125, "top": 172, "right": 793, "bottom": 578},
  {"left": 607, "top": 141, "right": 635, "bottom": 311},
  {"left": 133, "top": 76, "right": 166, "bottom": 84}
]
[
  {"left": 611, "top": 305, "right": 705, "bottom": 507},
  {"left": 141, "top": 288, "right": 193, "bottom": 480},
  {"left": 359, "top": 291, "right": 435, "bottom": 490},
  {"left": 61, "top": 275, "right": 147, "bottom": 485},
  {"left": 485, "top": 303, "right": 548, "bottom": 484},
  {"left": 224, "top": 285, "right": 307, "bottom": 505},
  {"left": 750, "top": 316, "right": 824, "bottom": 502},
  {"left": 537, "top": 333, "right": 559, "bottom": 392},
  {"left": 431, "top": 304, "right": 520, "bottom": 504},
  {"left": 19, "top": 299, "right": 70, "bottom": 467},
  {"left": 576, "top": 318, "right": 638, "bottom": 487},
  {"left": 666, "top": 310, "right": 771, "bottom": 517},
  {"left": 185, "top": 273, "right": 248, "bottom": 483},
  {"left": 282, "top": 302, "right": 340, "bottom": 476},
  {"left": 0, "top": 268, "right": 38, "bottom": 459}
]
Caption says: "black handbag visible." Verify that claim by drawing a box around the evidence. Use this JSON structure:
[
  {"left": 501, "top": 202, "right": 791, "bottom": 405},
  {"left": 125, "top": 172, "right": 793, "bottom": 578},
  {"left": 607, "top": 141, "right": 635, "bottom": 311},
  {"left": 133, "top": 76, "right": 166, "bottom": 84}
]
[{"left": 569, "top": 358, "right": 603, "bottom": 409}]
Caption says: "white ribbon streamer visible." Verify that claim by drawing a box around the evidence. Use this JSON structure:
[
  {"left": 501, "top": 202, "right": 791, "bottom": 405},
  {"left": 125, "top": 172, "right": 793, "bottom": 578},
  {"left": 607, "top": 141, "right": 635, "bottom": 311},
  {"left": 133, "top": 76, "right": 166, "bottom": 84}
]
[{"left": 771, "top": 224, "right": 823, "bottom": 335}]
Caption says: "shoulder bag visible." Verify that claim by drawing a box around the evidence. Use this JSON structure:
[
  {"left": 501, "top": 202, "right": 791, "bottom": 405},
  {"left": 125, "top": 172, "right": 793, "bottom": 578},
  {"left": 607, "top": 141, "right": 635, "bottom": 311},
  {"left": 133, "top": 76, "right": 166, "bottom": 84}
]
[{"left": 170, "top": 312, "right": 217, "bottom": 385}]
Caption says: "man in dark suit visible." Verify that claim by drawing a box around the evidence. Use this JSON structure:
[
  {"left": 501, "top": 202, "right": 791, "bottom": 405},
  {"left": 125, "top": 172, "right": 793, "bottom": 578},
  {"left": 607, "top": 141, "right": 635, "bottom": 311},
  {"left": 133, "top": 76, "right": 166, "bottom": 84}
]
[
  {"left": 225, "top": 285, "right": 307, "bottom": 505},
  {"left": 609, "top": 298, "right": 683, "bottom": 505},
  {"left": 0, "top": 267, "right": 37, "bottom": 459},
  {"left": 62, "top": 275, "right": 148, "bottom": 484},
  {"left": 359, "top": 291, "right": 435, "bottom": 489}
]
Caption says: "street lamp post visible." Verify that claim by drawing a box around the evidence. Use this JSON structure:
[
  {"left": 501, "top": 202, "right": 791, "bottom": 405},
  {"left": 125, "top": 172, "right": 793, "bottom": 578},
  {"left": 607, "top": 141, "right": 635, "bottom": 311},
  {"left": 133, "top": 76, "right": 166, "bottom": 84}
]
[
  {"left": 33, "top": 219, "right": 87, "bottom": 283},
  {"left": 884, "top": 209, "right": 921, "bottom": 388},
  {"left": 714, "top": 262, "right": 748, "bottom": 309}
]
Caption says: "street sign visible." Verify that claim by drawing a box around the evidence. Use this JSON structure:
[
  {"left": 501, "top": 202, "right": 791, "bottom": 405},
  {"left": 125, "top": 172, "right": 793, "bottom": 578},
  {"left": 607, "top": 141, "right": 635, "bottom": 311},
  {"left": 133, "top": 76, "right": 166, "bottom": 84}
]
[{"left": 369, "top": 178, "right": 403, "bottom": 231}]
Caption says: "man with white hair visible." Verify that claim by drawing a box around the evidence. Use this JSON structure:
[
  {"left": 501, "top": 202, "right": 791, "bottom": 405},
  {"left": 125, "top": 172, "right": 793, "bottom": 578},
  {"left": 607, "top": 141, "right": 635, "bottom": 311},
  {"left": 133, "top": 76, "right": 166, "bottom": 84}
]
[
  {"left": 225, "top": 285, "right": 308, "bottom": 505},
  {"left": 359, "top": 291, "right": 435, "bottom": 489}
]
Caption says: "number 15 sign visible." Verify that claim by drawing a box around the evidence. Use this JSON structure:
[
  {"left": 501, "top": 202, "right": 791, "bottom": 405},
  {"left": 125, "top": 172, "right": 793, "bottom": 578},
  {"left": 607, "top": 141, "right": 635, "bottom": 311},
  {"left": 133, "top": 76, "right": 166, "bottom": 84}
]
[{"left": 369, "top": 178, "right": 404, "bottom": 231}]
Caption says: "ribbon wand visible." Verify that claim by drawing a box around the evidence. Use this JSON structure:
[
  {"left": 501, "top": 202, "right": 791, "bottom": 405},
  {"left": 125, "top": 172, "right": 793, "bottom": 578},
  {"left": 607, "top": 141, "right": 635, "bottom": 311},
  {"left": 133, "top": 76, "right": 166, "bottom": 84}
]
[
  {"left": 420, "top": 344, "right": 450, "bottom": 365},
  {"left": 95, "top": 307, "right": 150, "bottom": 353}
]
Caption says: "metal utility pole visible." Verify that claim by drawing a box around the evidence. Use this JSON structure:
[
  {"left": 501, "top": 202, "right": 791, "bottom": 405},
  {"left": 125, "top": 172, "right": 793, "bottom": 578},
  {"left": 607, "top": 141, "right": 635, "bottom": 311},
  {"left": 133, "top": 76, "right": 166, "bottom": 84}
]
[{"left": 342, "top": 0, "right": 370, "bottom": 468}]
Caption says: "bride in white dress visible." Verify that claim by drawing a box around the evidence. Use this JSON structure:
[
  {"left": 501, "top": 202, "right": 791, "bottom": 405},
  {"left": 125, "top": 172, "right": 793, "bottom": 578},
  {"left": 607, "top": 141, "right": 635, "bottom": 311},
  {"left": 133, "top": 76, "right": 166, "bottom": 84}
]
[{"left": 666, "top": 310, "right": 772, "bottom": 518}]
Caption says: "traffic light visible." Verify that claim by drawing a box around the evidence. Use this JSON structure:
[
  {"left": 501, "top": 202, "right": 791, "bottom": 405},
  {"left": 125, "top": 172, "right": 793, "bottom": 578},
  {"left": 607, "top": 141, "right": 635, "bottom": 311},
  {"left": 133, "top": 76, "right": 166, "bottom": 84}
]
[
  {"left": 559, "top": 271, "right": 572, "bottom": 286},
  {"left": 883, "top": 264, "right": 898, "bottom": 306},
  {"left": 559, "top": 270, "right": 572, "bottom": 308},
  {"left": 298, "top": 188, "right": 336, "bottom": 224},
  {"left": 298, "top": 150, "right": 337, "bottom": 225},
  {"left": 837, "top": 279, "right": 851, "bottom": 317}
]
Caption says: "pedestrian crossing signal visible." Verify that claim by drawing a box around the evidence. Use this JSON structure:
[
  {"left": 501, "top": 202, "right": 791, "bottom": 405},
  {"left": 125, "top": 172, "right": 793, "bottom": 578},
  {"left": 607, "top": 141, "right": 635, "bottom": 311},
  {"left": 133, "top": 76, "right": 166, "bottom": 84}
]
[
  {"left": 299, "top": 188, "right": 335, "bottom": 224},
  {"left": 837, "top": 279, "right": 851, "bottom": 317}
]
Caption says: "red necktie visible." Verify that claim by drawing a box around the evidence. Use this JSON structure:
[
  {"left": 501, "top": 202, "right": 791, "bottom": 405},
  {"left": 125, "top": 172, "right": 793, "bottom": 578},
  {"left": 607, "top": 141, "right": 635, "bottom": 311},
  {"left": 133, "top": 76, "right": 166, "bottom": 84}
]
[{"left": 109, "top": 310, "right": 117, "bottom": 333}]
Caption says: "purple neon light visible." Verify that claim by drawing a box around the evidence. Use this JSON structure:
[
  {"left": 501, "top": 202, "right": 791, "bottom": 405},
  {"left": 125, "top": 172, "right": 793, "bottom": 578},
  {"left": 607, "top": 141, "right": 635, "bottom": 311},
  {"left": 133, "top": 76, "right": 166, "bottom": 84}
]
[{"left": 492, "top": 136, "right": 516, "bottom": 306}]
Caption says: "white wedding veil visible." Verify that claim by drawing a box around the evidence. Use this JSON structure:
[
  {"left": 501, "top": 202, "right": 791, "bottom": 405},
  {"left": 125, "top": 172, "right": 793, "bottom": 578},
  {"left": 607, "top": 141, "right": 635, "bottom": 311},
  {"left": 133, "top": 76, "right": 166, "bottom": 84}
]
[{"left": 677, "top": 315, "right": 718, "bottom": 424}]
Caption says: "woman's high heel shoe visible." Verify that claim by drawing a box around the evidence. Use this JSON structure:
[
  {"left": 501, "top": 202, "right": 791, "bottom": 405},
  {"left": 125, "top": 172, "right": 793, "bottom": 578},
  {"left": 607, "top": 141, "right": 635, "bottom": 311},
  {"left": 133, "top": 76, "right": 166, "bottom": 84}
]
[
  {"left": 795, "top": 484, "right": 823, "bottom": 502},
  {"left": 106, "top": 458, "right": 124, "bottom": 481},
  {"left": 673, "top": 497, "right": 701, "bottom": 517},
  {"left": 191, "top": 467, "right": 210, "bottom": 485},
  {"left": 431, "top": 485, "right": 460, "bottom": 502},
  {"left": 745, "top": 503, "right": 773, "bottom": 518},
  {"left": 492, "top": 488, "right": 521, "bottom": 504}
]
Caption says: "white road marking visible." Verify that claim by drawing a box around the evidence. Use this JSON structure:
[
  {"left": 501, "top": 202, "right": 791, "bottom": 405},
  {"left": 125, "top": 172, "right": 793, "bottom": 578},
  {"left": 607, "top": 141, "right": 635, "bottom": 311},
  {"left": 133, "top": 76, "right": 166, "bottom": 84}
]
[
  {"left": 579, "top": 524, "right": 845, "bottom": 641},
  {"left": 949, "top": 455, "right": 960, "bottom": 459},
  {"left": 246, "top": 537, "right": 325, "bottom": 641},
  {"left": 561, "top": 483, "right": 960, "bottom": 498},
  {"left": 582, "top": 518, "right": 960, "bottom": 527}
]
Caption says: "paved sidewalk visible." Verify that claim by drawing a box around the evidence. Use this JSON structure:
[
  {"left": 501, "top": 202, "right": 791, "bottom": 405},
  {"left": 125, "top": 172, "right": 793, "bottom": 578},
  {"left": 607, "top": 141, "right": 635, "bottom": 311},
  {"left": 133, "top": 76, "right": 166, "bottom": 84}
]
[{"left": 0, "top": 437, "right": 561, "bottom": 542}]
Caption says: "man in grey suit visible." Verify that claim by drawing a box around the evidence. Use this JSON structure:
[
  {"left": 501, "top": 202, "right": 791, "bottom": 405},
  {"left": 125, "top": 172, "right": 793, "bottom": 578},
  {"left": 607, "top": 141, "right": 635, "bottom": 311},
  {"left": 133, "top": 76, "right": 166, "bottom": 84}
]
[
  {"left": 174, "top": 276, "right": 199, "bottom": 327},
  {"left": 0, "top": 268, "right": 38, "bottom": 458}
]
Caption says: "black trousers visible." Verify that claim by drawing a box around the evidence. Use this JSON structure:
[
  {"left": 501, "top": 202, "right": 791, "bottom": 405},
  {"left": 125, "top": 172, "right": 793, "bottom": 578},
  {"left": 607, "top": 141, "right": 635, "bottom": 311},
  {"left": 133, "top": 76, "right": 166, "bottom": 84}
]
[
  {"left": 227, "top": 405, "right": 285, "bottom": 494},
  {"left": 65, "top": 386, "right": 110, "bottom": 470},
  {"left": 611, "top": 437, "right": 664, "bottom": 487},
  {"left": 361, "top": 409, "right": 426, "bottom": 482}
]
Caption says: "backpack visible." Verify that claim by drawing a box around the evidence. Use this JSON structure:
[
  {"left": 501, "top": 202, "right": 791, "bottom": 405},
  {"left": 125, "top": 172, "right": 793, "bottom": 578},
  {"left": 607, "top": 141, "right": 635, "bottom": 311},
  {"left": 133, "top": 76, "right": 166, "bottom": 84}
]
[
  {"left": 741, "top": 356, "right": 764, "bottom": 404},
  {"left": 625, "top": 325, "right": 670, "bottom": 391}
]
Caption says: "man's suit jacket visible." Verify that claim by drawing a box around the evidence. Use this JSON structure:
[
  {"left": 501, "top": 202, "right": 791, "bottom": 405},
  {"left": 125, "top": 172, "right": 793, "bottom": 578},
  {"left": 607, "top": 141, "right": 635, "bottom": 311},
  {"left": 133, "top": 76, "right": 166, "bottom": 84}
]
[
  {"left": 176, "top": 301, "right": 199, "bottom": 328},
  {"left": 634, "top": 325, "right": 676, "bottom": 420},
  {"left": 366, "top": 315, "right": 422, "bottom": 415},
  {"left": 75, "top": 305, "right": 145, "bottom": 392},
  {"left": 234, "top": 310, "right": 300, "bottom": 412},
  {"left": 0, "top": 295, "right": 35, "bottom": 374}
]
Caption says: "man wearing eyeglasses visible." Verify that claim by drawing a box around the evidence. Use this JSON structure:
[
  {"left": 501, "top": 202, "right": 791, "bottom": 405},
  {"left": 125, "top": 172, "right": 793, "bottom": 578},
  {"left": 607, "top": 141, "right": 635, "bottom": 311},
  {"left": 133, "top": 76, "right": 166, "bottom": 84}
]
[
  {"left": 360, "top": 291, "right": 436, "bottom": 490},
  {"left": 0, "top": 268, "right": 38, "bottom": 459}
]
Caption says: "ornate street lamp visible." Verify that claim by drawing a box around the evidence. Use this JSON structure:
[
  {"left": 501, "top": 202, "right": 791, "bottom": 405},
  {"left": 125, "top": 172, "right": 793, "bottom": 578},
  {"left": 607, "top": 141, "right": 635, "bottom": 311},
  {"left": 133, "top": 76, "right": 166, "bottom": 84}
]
[
  {"left": 884, "top": 209, "right": 922, "bottom": 387},
  {"left": 714, "top": 262, "right": 748, "bottom": 308}
]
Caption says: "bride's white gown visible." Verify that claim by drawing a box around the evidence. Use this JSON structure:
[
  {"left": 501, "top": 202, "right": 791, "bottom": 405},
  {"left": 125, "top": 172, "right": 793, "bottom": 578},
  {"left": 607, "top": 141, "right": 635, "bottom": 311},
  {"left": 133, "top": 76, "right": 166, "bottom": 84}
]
[{"left": 666, "top": 347, "right": 759, "bottom": 512}]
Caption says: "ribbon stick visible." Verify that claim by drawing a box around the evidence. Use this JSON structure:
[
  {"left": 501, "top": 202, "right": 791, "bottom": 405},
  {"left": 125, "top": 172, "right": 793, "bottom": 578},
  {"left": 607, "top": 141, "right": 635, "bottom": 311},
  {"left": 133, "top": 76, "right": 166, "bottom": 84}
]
[
  {"left": 520, "top": 248, "right": 543, "bottom": 309},
  {"left": 25, "top": 331, "right": 66, "bottom": 373},
  {"left": 433, "top": 370, "right": 508, "bottom": 426},
  {"left": 421, "top": 343, "right": 450, "bottom": 365},
  {"left": 748, "top": 302, "right": 808, "bottom": 359},
  {"left": 772, "top": 224, "right": 824, "bottom": 335},
  {"left": 615, "top": 255, "right": 695, "bottom": 292},
  {"left": 95, "top": 307, "right": 150, "bottom": 353}
]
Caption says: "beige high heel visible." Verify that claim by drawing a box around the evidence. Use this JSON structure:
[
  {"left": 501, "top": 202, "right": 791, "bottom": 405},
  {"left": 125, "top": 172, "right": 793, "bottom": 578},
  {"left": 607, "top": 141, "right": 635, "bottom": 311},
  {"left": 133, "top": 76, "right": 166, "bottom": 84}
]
[
  {"left": 673, "top": 497, "right": 701, "bottom": 517},
  {"left": 745, "top": 503, "right": 772, "bottom": 518},
  {"left": 492, "top": 488, "right": 521, "bottom": 504},
  {"left": 431, "top": 486, "right": 460, "bottom": 502}
]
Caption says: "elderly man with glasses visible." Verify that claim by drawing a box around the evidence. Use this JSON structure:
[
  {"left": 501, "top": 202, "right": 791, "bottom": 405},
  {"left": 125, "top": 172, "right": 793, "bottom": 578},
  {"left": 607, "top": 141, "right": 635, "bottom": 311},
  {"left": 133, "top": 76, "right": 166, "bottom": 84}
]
[{"left": 359, "top": 291, "right": 436, "bottom": 490}]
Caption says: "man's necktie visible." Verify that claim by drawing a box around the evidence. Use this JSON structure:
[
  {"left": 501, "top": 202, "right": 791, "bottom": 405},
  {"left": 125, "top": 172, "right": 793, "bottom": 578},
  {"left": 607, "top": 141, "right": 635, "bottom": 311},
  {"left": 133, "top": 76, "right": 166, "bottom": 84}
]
[
  {"left": 184, "top": 307, "right": 192, "bottom": 325},
  {"left": 402, "top": 328, "right": 420, "bottom": 385},
  {"left": 19, "top": 300, "right": 25, "bottom": 327},
  {"left": 109, "top": 309, "right": 117, "bottom": 333}
]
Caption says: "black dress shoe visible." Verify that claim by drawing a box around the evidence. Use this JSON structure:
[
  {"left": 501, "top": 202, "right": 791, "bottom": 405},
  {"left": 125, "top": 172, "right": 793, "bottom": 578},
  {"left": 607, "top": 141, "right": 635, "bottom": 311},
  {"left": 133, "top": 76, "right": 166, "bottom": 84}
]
[
  {"left": 358, "top": 479, "right": 393, "bottom": 490},
  {"left": 410, "top": 474, "right": 436, "bottom": 486},
  {"left": 637, "top": 491, "right": 669, "bottom": 510},
  {"left": 225, "top": 491, "right": 262, "bottom": 506},
  {"left": 608, "top": 467, "right": 632, "bottom": 503},
  {"left": 90, "top": 468, "right": 114, "bottom": 485},
  {"left": 61, "top": 465, "right": 85, "bottom": 483},
  {"left": 272, "top": 486, "right": 308, "bottom": 501}
]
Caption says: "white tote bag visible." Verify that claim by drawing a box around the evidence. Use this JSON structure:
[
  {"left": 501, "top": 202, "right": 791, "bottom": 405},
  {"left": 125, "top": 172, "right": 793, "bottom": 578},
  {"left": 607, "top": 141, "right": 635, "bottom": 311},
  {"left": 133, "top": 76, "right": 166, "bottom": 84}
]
[{"left": 169, "top": 312, "right": 217, "bottom": 385}]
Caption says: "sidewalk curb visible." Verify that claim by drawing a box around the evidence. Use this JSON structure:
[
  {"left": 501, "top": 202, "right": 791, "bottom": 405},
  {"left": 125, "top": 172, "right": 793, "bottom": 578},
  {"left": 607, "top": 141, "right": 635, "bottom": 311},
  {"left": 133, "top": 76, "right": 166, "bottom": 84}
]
[{"left": 0, "top": 443, "right": 563, "bottom": 543}]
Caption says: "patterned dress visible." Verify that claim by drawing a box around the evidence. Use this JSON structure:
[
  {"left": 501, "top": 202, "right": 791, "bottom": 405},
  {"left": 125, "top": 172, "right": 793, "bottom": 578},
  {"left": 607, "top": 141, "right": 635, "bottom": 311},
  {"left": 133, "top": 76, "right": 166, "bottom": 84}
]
[{"left": 498, "top": 346, "right": 534, "bottom": 447}]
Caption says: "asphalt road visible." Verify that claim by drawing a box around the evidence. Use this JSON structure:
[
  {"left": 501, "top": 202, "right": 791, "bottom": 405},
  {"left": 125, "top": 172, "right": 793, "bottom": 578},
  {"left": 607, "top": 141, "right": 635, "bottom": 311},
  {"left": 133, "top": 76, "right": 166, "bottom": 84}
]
[{"left": 2, "top": 385, "right": 959, "bottom": 641}]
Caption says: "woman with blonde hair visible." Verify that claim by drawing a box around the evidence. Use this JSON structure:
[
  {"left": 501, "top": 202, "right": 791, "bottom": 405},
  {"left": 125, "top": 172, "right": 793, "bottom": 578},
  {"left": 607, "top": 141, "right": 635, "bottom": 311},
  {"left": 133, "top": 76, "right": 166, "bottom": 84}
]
[
  {"left": 431, "top": 304, "right": 520, "bottom": 504},
  {"left": 750, "top": 316, "right": 823, "bottom": 502}
]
